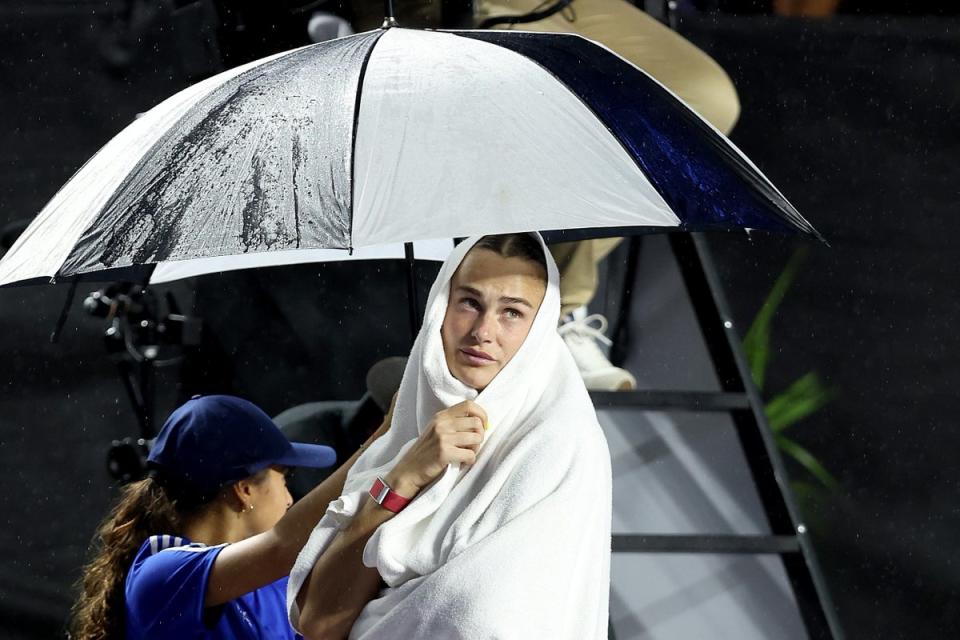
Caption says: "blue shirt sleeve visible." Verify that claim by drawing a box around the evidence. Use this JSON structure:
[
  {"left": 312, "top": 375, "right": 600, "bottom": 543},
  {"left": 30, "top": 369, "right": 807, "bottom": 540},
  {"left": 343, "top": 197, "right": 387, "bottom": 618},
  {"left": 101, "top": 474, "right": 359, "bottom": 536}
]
[{"left": 126, "top": 539, "right": 227, "bottom": 638}]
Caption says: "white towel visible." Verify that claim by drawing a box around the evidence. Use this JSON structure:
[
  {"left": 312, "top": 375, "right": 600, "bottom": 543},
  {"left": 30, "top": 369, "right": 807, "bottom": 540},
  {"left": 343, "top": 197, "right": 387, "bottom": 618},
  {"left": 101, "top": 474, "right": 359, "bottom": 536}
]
[{"left": 288, "top": 234, "right": 612, "bottom": 639}]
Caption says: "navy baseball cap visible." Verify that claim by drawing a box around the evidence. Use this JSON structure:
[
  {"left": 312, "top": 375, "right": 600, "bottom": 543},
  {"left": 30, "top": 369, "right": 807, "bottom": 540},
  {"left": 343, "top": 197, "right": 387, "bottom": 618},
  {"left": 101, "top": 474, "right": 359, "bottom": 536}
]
[{"left": 148, "top": 395, "right": 337, "bottom": 500}]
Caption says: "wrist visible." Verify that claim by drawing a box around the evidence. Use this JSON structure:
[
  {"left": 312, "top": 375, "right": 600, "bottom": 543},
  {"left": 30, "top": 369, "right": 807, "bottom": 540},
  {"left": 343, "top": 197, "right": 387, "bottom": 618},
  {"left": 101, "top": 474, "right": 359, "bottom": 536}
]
[
  {"left": 368, "top": 475, "right": 413, "bottom": 514},
  {"left": 383, "top": 470, "right": 420, "bottom": 499}
]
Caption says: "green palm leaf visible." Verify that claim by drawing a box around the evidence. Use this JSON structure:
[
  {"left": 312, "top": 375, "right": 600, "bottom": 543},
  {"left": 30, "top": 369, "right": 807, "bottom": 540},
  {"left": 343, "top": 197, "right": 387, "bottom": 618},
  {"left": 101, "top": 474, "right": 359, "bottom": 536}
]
[
  {"left": 766, "top": 372, "right": 836, "bottom": 433},
  {"left": 743, "top": 247, "right": 808, "bottom": 391},
  {"left": 775, "top": 433, "right": 839, "bottom": 491},
  {"left": 741, "top": 247, "right": 839, "bottom": 497}
]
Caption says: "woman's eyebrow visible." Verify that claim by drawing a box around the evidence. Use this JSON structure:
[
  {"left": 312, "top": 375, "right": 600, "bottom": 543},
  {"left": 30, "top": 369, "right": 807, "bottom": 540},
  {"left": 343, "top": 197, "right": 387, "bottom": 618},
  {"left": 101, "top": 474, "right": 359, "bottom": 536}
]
[
  {"left": 500, "top": 296, "right": 533, "bottom": 308},
  {"left": 456, "top": 285, "right": 484, "bottom": 298},
  {"left": 456, "top": 285, "right": 532, "bottom": 308}
]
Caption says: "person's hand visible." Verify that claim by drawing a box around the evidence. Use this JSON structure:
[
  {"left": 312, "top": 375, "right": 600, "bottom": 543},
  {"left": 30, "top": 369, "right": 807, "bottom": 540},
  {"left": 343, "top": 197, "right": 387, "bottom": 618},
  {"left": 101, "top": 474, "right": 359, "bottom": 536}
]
[{"left": 384, "top": 400, "right": 487, "bottom": 499}]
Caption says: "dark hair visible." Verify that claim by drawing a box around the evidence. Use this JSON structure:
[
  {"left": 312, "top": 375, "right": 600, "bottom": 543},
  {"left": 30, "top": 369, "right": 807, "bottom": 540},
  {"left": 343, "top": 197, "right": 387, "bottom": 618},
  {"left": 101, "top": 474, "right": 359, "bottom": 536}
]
[
  {"left": 471, "top": 233, "right": 547, "bottom": 276},
  {"left": 70, "top": 467, "right": 272, "bottom": 639},
  {"left": 70, "top": 478, "right": 182, "bottom": 640}
]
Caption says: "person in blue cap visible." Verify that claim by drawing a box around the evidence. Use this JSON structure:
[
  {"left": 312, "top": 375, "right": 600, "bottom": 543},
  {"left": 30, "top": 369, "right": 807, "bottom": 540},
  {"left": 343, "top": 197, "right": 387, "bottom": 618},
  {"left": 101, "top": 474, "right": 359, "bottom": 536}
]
[{"left": 69, "top": 394, "right": 393, "bottom": 639}]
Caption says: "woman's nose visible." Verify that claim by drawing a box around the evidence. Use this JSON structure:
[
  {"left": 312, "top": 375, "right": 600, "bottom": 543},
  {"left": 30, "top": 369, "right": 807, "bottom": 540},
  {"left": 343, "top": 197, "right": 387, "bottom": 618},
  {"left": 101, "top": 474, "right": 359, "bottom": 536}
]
[{"left": 471, "top": 314, "right": 495, "bottom": 342}]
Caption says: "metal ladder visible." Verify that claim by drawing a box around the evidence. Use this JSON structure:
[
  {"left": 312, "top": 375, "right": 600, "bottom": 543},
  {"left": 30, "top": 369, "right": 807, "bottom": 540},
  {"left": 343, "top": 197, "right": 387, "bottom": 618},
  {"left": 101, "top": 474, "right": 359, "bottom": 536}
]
[{"left": 592, "top": 233, "right": 844, "bottom": 640}]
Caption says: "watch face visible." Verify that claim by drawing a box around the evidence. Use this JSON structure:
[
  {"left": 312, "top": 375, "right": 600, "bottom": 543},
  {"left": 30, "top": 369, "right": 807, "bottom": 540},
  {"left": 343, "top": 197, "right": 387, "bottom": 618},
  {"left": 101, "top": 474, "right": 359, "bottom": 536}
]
[{"left": 371, "top": 477, "right": 391, "bottom": 503}]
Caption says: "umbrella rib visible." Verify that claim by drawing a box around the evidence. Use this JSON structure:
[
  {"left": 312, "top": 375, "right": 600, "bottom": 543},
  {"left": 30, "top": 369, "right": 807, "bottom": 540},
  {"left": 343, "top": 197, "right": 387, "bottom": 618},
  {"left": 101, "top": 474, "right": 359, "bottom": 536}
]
[
  {"left": 292, "top": 135, "right": 302, "bottom": 249},
  {"left": 445, "top": 31, "right": 663, "bottom": 226},
  {"left": 348, "top": 30, "right": 387, "bottom": 254}
]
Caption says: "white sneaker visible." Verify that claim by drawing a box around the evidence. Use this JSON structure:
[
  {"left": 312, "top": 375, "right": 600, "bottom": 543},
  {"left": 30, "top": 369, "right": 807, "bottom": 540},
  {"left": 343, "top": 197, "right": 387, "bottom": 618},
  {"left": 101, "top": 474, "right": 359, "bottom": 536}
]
[{"left": 558, "top": 307, "right": 637, "bottom": 391}]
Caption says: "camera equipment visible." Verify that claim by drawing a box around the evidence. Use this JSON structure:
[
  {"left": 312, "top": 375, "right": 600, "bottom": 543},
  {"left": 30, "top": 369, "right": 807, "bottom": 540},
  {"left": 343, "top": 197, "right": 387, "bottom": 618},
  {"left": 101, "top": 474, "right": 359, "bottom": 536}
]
[{"left": 83, "top": 283, "right": 202, "bottom": 482}]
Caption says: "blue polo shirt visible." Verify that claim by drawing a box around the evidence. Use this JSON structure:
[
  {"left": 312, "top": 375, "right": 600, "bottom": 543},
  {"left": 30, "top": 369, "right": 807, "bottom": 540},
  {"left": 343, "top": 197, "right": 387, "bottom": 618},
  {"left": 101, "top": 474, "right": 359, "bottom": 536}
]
[{"left": 125, "top": 535, "right": 299, "bottom": 639}]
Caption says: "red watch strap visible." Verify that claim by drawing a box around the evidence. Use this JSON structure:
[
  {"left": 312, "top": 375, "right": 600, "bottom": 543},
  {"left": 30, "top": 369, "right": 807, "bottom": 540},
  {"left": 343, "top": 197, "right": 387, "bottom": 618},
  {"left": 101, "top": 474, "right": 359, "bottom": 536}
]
[{"left": 369, "top": 477, "right": 411, "bottom": 513}]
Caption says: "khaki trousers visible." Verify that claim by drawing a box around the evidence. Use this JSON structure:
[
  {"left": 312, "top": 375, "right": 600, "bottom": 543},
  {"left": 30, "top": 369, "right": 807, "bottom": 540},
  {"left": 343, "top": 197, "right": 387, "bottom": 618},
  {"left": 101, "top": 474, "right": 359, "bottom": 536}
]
[{"left": 550, "top": 238, "right": 623, "bottom": 317}]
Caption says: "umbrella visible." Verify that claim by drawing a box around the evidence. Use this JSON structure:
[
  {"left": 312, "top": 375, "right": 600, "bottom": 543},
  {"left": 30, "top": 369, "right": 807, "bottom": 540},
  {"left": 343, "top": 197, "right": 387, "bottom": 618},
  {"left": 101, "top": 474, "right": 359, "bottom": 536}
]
[
  {"left": 148, "top": 238, "right": 454, "bottom": 284},
  {"left": 0, "top": 25, "right": 821, "bottom": 289}
]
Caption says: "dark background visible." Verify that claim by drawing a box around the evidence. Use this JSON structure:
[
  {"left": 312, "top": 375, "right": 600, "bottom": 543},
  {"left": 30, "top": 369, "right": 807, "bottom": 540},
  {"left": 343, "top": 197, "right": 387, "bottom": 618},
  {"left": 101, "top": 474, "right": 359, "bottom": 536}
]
[
  {"left": 685, "top": 14, "right": 960, "bottom": 639},
  {"left": 1, "top": 1, "right": 958, "bottom": 638}
]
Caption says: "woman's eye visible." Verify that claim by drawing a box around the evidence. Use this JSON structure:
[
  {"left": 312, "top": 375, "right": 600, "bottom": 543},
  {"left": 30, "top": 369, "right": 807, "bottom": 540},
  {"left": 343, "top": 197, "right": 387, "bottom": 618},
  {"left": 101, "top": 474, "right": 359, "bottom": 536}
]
[
  {"left": 504, "top": 308, "right": 523, "bottom": 320},
  {"left": 460, "top": 297, "right": 481, "bottom": 310}
]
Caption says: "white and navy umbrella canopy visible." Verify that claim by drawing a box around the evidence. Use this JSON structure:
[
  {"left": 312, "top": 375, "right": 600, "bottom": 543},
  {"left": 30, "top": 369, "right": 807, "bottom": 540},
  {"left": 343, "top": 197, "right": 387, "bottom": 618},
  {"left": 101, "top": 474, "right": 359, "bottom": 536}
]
[{"left": 0, "top": 28, "right": 819, "bottom": 288}]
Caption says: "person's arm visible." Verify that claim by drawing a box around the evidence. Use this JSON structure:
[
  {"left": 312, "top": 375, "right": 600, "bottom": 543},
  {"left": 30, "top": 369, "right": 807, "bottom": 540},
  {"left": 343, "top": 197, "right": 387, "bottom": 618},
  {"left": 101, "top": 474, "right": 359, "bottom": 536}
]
[
  {"left": 203, "top": 402, "right": 395, "bottom": 607},
  {"left": 296, "top": 400, "right": 488, "bottom": 640}
]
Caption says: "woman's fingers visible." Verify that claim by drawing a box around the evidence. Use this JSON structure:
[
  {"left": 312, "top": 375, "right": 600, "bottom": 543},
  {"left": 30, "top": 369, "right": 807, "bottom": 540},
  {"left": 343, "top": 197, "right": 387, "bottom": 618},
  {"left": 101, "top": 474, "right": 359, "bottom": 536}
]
[
  {"left": 431, "top": 414, "right": 484, "bottom": 435},
  {"left": 452, "top": 415, "right": 485, "bottom": 434},
  {"left": 445, "top": 430, "right": 484, "bottom": 451},
  {"left": 392, "top": 403, "right": 488, "bottom": 488},
  {"left": 450, "top": 446, "right": 478, "bottom": 467},
  {"left": 450, "top": 400, "right": 488, "bottom": 428}
]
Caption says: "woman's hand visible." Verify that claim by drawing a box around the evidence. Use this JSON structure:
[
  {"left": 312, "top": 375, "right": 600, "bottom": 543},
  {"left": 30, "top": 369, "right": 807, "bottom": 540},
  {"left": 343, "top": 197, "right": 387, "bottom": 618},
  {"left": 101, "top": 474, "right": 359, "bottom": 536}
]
[
  {"left": 385, "top": 400, "right": 487, "bottom": 498},
  {"left": 295, "top": 401, "right": 486, "bottom": 636}
]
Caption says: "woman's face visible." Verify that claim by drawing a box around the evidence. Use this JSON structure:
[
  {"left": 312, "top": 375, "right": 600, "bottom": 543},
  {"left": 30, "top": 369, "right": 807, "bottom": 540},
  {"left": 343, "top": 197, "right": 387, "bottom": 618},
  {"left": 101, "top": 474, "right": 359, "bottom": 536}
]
[
  {"left": 243, "top": 466, "right": 293, "bottom": 536},
  {"left": 441, "top": 248, "right": 547, "bottom": 391}
]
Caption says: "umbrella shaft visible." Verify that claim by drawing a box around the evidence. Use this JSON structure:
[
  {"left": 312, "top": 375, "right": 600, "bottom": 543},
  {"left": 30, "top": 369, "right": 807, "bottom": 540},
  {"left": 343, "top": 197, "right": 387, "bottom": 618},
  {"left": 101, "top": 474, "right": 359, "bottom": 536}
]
[{"left": 405, "top": 242, "right": 420, "bottom": 345}]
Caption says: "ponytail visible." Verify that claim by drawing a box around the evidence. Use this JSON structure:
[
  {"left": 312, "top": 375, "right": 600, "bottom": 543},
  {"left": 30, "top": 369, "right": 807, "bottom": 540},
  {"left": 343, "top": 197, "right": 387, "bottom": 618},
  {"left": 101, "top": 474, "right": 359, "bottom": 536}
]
[{"left": 69, "top": 478, "right": 180, "bottom": 640}]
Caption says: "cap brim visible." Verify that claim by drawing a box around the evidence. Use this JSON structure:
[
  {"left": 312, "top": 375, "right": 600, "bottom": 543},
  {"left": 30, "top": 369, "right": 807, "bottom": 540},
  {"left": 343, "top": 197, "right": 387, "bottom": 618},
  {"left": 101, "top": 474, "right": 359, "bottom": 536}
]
[{"left": 277, "top": 442, "right": 338, "bottom": 469}]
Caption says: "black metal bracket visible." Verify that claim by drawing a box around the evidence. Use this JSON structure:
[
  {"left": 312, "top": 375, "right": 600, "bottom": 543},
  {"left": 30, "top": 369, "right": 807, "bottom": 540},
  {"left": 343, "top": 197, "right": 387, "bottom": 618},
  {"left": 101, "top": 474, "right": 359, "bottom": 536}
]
[
  {"left": 613, "top": 534, "right": 801, "bottom": 555},
  {"left": 590, "top": 390, "right": 750, "bottom": 411}
]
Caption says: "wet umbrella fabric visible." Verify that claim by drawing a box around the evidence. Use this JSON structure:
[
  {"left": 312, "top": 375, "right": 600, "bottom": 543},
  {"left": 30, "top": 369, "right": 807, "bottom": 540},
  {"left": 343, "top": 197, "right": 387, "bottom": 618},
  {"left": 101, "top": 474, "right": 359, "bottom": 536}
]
[
  {"left": 147, "top": 238, "right": 454, "bottom": 284},
  {"left": 0, "top": 28, "right": 819, "bottom": 288}
]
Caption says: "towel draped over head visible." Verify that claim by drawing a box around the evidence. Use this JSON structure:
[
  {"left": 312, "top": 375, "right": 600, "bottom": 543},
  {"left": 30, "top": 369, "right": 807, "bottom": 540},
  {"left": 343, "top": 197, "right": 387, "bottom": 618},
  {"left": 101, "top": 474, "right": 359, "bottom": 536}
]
[{"left": 288, "top": 233, "right": 612, "bottom": 639}]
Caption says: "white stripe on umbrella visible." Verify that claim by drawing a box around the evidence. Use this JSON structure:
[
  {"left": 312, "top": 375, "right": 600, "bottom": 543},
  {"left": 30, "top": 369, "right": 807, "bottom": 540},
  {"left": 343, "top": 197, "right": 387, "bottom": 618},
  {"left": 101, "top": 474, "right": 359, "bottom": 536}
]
[
  {"left": 0, "top": 46, "right": 309, "bottom": 287},
  {"left": 351, "top": 29, "right": 680, "bottom": 248},
  {"left": 57, "top": 34, "right": 378, "bottom": 277}
]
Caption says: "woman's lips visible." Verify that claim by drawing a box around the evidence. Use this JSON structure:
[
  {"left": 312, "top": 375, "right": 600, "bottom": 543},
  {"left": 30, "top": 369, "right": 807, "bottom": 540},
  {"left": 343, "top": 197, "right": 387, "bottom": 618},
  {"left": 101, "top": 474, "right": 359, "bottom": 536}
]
[{"left": 459, "top": 347, "right": 496, "bottom": 366}]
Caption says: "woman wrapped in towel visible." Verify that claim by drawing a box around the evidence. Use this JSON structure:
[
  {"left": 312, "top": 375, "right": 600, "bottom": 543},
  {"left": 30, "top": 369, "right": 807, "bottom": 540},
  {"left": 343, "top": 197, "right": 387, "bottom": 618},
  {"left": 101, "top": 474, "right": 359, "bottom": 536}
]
[{"left": 289, "top": 233, "right": 612, "bottom": 639}]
